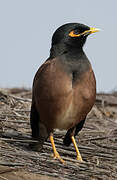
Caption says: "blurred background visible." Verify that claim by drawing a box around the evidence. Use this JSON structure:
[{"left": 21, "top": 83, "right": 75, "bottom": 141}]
[{"left": 0, "top": 0, "right": 116, "bottom": 92}]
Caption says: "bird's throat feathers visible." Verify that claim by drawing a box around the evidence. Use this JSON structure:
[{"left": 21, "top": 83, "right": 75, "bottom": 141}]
[
  {"left": 49, "top": 45, "right": 91, "bottom": 85},
  {"left": 50, "top": 42, "right": 85, "bottom": 59}
]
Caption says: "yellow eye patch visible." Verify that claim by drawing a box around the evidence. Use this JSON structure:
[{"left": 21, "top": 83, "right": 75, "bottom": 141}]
[{"left": 69, "top": 27, "right": 100, "bottom": 37}]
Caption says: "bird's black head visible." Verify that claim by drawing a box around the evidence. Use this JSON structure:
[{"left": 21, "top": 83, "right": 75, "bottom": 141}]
[
  {"left": 52, "top": 23, "right": 99, "bottom": 48},
  {"left": 50, "top": 23, "right": 99, "bottom": 58},
  {"left": 52, "top": 23, "right": 87, "bottom": 47}
]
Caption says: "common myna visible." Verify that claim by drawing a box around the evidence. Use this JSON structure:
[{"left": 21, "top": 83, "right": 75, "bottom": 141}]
[{"left": 30, "top": 23, "right": 99, "bottom": 163}]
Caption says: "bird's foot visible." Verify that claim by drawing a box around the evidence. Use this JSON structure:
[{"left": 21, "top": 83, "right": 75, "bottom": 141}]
[
  {"left": 50, "top": 133, "right": 65, "bottom": 164},
  {"left": 53, "top": 151, "right": 65, "bottom": 164},
  {"left": 76, "top": 155, "right": 83, "bottom": 162}
]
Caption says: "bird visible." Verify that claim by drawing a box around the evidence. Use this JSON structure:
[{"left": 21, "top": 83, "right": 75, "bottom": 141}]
[{"left": 30, "top": 23, "right": 99, "bottom": 163}]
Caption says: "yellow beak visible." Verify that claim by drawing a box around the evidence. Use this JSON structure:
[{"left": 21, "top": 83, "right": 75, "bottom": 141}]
[{"left": 89, "top": 27, "right": 100, "bottom": 34}]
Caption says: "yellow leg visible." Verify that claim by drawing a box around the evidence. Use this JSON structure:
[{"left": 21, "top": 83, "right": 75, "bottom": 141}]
[
  {"left": 49, "top": 133, "right": 65, "bottom": 164},
  {"left": 71, "top": 136, "right": 83, "bottom": 162}
]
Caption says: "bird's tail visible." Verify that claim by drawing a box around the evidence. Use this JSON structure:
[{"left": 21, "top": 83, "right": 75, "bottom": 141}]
[
  {"left": 63, "top": 118, "right": 86, "bottom": 146},
  {"left": 30, "top": 103, "right": 48, "bottom": 151},
  {"left": 63, "top": 129, "right": 73, "bottom": 146}
]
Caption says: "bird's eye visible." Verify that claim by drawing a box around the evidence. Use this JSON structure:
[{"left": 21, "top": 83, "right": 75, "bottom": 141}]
[
  {"left": 69, "top": 30, "right": 80, "bottom": 37},
  {"left": 73, "top": 29, "right": 79, "bottom": 35}
]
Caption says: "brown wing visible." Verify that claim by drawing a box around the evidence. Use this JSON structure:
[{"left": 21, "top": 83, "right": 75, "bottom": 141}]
[{"left": 32, "top": 58, "right": 73, "bottom": 132}]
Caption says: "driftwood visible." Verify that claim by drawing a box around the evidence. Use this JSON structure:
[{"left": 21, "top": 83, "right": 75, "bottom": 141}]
[{"left": 0, "top": 88, "right": 117, "bottom": 180}]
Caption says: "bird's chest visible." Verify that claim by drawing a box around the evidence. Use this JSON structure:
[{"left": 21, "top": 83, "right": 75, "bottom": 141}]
[
  {"left": 37, "top": 60, "right": 96, "bottom": 131},
  {"left": 53, "top": 67, "right": 96, "bottom": 130}
]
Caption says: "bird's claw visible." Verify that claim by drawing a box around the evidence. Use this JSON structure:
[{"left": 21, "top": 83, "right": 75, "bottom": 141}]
[
  {"left": 53, "top": 152, "right": 65, "bottom": 164},
  {"left": 76, "top": 155, "right": 83, "bottom": 162}
]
